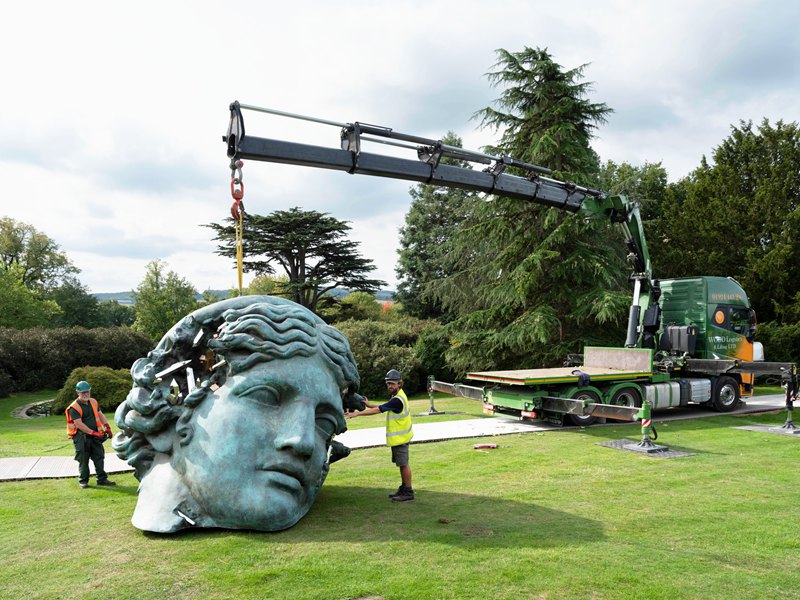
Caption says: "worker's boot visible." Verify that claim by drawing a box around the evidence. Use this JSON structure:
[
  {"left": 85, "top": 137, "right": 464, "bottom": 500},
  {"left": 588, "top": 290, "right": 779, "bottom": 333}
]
[{"left": 391, "top": 487, "right": 415, "bottom": 503}]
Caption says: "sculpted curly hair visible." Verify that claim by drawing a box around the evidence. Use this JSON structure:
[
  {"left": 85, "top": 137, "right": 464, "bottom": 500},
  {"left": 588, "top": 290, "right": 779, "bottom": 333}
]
[{"left": 112, "top": 296, "right": 360, "bottom": 479}]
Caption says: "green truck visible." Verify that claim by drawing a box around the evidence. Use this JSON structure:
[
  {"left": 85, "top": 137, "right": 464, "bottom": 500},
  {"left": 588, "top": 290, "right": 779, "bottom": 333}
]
[
  {"left": 223, "top": 101, "right": 794, "bottom": 426},
  {"left": 461, "top": 275, "right": 763, "bottom": 426}
]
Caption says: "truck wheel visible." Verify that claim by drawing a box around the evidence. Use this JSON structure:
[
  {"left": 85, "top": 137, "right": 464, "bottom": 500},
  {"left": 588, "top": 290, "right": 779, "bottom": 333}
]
[
  {"left": 568, "top": 390, "right": 600, "bottom": 426},
  {"left": 712, "top": 376, "right": 740, "bottom": 412},
  {"left": 610, "top": 386, "right": 642, "bottom": 421},
  {"left": 611, "top": 386, "right": 643, "bottom": 408}
]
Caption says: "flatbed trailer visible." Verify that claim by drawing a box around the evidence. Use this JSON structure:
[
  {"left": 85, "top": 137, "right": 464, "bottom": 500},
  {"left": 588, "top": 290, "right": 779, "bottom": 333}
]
[{"left": 431, "top": 347, "right": 795, "bottom": 427}]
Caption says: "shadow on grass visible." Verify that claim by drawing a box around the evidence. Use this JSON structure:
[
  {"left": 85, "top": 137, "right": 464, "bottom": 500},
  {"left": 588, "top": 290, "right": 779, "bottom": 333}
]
[
  {"left": 148, "top": 486, "right": 605, "bottom": 549},
  {"left": 79, "top": 482, "right": 139, "bottom": 496}
]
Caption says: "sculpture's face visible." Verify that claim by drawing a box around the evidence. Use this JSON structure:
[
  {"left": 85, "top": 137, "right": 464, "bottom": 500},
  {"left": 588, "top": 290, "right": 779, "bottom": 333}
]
[{"left": 172, "top": 353, "right": 345, "bottom": 531}]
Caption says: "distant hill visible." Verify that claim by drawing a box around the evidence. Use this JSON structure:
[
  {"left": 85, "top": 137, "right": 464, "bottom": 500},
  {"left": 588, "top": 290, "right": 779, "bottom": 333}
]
[
  {"left": 93, "top": 292, "right": 136, "bottom": 305},
  {"left": 93, "top": 289, "right": 396, "bottom": 305}
]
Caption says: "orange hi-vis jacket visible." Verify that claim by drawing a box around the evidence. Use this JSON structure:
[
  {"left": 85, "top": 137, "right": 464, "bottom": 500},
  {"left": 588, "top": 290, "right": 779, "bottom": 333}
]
[{"left": 65, "top": 398, "right": 103, "bottom": 439}]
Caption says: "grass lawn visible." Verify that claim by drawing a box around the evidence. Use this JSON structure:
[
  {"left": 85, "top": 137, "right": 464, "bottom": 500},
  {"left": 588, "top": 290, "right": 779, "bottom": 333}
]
[
  {"left": 0, "top": 390, "right": 75, "bottom": 458},
  {"left": 1, "top": 387, "right": 798, "bottom": 599},
  {"left": 753, "top": 385, "right": 784, "bottom": 396}
]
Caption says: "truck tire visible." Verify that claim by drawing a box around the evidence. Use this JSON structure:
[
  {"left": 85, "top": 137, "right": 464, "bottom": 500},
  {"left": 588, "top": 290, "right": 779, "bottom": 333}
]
[
  {"left": 567, "top": 390, "right": 600, "bottom": 426},
  {"left": 712, "top": 376, "right": 740, "bottom": 412},
  {"left": 610, "top": 386, "right": 643, "bottom": 421},
  {"left": 611, "top": 386, "right": 643, "bottom": 408}
]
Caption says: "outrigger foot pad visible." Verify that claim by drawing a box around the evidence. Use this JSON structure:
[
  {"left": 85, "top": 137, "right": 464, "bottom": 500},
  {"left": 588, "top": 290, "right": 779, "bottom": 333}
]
[{"left": 623, "top": 439, "right": 670, "bottom": 454}]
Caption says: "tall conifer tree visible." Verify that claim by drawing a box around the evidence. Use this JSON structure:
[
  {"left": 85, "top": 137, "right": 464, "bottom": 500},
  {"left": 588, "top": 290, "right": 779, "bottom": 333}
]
[
  {"left": 433, "top": 47, "right": 624, "bottom": 373},
  {"left": 395, "top": 132, "right": 477, "bottom": 320}
]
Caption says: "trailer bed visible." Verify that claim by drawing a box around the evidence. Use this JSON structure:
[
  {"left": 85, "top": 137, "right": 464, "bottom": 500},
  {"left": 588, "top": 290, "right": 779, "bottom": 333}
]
[
  {"left": 467, "top": 347, "right": 653, "bottom": 386},
  {"left": 467, "top": 366, "right": 651, "bottom": 386}
]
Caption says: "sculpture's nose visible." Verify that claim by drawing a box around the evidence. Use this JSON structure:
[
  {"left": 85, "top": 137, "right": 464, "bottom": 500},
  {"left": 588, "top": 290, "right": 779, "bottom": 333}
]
[{"left": 274, "top": 400, "right": 316, "bottom": 458}]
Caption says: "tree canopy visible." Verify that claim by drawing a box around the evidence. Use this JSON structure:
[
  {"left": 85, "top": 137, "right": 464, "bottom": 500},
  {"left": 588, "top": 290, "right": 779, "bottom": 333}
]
[
  {"left": 96, "top": 300, "right": 136, "bottom": 327},
  {"left": 0, "top": 217, "right": 78, "bottom": 292},
  {"left": 44, "top": 278, "right": 102, "bottom": 328},
  {"left": 653, "top": 119, "right": 800, "bottom": 323},
  {"left": 206, "top": 207, "right": 385, "bottom": 314},
  {"left": 132, "top": 259, "right": 199, "bottom": 342},
  {"left": 474, "top": 47, "right": 611, "bottom": 175},
  {"left": 0, "top": 265, "right": 62, "bottom": 328},
  {"left": 246, "top": 274, "right": 290, "bottom": 298}
]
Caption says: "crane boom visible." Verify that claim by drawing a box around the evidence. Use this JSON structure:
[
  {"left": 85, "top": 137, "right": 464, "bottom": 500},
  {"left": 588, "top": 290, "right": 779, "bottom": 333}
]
[{"left": 223, "top": 100, "right": 652, "bottom": 347}]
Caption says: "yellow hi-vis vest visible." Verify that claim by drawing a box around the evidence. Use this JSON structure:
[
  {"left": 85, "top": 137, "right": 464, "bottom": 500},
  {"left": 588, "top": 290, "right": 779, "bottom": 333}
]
[
  {"left": 65, "top": 398, "right": 103, "bottom": 439},
  {"left": 386, "top": 388, "right": 413, "bottom": 446}
]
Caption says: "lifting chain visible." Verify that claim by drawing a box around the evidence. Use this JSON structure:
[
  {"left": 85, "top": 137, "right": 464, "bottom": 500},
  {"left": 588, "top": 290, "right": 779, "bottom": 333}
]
[{"left": 229, "top": 159, "right": 246, "bottom": 295}]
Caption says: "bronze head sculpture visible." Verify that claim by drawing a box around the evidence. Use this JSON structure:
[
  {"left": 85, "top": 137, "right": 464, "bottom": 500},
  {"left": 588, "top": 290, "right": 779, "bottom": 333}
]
[{"left": 112, "top": 296, "right": 364, "bottom": 533}]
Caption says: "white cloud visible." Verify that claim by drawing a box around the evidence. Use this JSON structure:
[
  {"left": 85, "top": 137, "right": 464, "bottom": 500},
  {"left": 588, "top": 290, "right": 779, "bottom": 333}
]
[{"left": 1, "top": 0, "right": 797, "bottom": 293}]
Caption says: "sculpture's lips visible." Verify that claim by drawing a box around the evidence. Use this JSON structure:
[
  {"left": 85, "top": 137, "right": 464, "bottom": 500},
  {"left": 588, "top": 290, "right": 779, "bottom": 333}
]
[{"left": 258, "top": 463, "right": 306, "bottom": 492}]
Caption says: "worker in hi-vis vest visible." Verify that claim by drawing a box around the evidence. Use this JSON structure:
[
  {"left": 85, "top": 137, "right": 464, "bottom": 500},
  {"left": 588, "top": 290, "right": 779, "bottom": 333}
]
[
  {"left": 65, "top": 380, "right": 116, "bottom": 489},
  {"left": 346, "top": 369, "right": 414, "bottom": 502}
]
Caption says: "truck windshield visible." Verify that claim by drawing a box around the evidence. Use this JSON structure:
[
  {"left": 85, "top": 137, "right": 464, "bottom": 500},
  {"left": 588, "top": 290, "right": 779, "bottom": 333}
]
[{"left": 728, "top": 306, "right": 756, "bottom": 342}]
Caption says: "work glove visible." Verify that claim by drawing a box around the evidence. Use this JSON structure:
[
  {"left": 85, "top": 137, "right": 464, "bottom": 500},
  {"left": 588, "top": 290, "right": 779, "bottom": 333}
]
[
  {"left": 104, "top": 425, "right": 112, "bottom": 440},
  {"left": 91, "top": 430, "right": 105, "bottom": 439}
]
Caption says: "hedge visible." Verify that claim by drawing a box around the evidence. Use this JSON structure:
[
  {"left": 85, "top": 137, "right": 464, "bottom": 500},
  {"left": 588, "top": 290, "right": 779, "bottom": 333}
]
[
  {"left": 52, "top": 366, "right": 133, "bottom": 414},
  {"left": 756, "top": 321, "right": 800, "bottom": 364},
  {"left": 0, "top": 326, "right": 151, "bottom": 398},
  {"left": 334, "top": 317, "right": 444, "bottom": 399}
]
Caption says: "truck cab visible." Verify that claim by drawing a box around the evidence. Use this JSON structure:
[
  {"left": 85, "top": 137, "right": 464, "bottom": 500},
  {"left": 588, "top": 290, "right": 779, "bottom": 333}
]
[
  {"left": 657, "top": 276, "right": 757, "bottom": 396},
  {"left": 658, "top": 276, "right": 756, "bottom": 361}
]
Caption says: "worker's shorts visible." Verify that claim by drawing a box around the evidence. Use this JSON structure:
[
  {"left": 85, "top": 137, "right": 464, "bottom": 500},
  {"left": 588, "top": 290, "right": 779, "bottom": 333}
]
[{"left": 391, "top": 443, "right": 410, "bottom": 467}]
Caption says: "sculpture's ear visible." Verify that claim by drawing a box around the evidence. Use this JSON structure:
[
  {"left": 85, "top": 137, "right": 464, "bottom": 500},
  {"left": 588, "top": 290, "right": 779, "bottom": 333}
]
[{"left": 175, "top": 409, "right": 195, "bottom": 447}]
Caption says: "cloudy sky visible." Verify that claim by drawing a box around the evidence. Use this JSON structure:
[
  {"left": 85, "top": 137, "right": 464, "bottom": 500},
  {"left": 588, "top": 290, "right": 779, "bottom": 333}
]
[{"left": 1, "top": 0, "right": 797, "bottom": 293}]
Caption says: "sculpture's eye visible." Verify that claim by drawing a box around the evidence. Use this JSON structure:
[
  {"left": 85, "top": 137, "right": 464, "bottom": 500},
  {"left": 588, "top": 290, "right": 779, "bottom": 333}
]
[
  {"left": 239, "top": 384, "right": 281, "bottom": 408},
  {"left": 315, "top": 408, "right": 342, "bottom": 438},
  {"left": 315, "top": 417, "right": 336, "bottom": 438}
]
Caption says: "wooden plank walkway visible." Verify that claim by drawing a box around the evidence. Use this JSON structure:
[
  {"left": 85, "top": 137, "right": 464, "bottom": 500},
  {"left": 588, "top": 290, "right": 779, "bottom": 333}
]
[{"left": 0, "top": 454, "right": 133, "bottom": 481}]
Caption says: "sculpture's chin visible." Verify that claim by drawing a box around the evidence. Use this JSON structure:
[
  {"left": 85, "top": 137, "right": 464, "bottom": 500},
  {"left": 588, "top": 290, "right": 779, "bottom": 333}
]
[{"left": 130, "top": 454, "right": 326, "bottom": 533}]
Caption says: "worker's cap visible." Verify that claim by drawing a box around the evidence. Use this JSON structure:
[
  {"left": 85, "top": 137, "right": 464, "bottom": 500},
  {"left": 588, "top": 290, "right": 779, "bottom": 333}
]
[
  {"left": 75, "top": 380, "right": 91, "bottom": 392},
  {"left": 384, "top": 369, "right": 402, "bottom": 382}
]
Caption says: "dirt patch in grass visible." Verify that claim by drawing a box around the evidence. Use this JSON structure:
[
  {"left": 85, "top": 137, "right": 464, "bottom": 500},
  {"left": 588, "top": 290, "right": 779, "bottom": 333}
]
[{"left": 463, "top": 525, "right": 495, "bottom": 537}]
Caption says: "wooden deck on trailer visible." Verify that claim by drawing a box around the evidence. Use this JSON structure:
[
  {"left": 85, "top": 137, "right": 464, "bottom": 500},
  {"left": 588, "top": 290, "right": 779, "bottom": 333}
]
[
  {"left": 466, "top": 366, "right": 651, "bottom": 385},
  {"left": 466, "top": 347, "right": 653, "bottom": 386}
]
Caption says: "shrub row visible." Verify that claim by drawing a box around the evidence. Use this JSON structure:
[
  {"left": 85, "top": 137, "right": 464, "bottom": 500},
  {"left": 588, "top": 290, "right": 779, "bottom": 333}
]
[
  {"left": 44, "top": 318, "right": 453, "bottom": 413},
  {"left": 756, "top": 321, "right": 800, "bottom": 364},
  {"left": 335, "top": 317, "right": 456, "bottom": 399},
  {"left": 0, "top": 326, "right": 151, "bottom": 398},
  {"left": 52, "top": 366, "right": 134, "bottom": 414}
]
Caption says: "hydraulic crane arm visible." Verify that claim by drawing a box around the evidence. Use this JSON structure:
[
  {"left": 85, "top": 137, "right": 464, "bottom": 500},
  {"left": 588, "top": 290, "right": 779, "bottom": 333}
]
[
  {"left": 223, "top": 101, "right": 652, "bottom": 347},
  {"left": 226, "top": 102, "right": 603, "bottom": 211}
]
